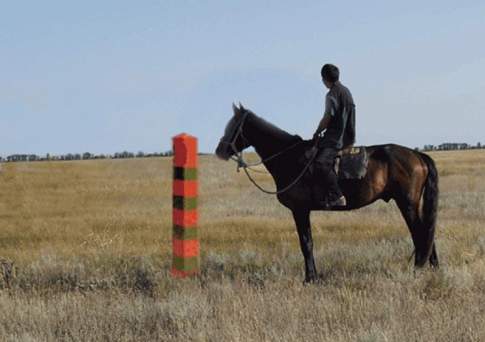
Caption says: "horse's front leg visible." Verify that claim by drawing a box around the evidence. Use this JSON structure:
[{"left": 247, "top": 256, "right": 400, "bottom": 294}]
[{"left": 292, "top": 209, "right": 317, "bottom": 283}]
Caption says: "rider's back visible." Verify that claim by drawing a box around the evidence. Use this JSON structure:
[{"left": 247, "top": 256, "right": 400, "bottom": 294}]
[{"left": 320, "top": 81, "right": 356, "bottom": 150}]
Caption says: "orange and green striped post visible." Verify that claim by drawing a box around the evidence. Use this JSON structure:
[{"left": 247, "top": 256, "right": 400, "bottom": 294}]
[{"left": 171, "top": 133, "right": 199, "bottom": 277}]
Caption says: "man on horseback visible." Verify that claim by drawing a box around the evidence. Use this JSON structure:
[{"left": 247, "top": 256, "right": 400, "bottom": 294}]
[{"left": 313, "top": 64, "right": 356, "bottom": 208}]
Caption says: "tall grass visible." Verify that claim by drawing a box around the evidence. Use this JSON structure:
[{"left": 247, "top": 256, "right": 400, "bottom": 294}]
[{"left": 0, "top": 150, "right": 484, "bottom": 341}]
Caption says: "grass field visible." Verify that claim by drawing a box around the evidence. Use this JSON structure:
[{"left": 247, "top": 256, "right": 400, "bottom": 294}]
[{"left": 0, "top": 150, "right": 485, "bottom": 341}]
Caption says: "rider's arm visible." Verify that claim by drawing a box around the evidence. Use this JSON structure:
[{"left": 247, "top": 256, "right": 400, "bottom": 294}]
[
  {"left": 314, "top": 113, "right": 332, "bottom": 136},
  {"left": 313, "top": 95, "right": 337, "bottom": 137}
]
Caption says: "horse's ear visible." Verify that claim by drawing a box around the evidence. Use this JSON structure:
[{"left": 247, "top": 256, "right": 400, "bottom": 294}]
[
  {"left": 232, "top": 102, "right": 239, "bottom": 115},
  {"left": 239, "top": 102, "right": 245, "bottom": 111}
]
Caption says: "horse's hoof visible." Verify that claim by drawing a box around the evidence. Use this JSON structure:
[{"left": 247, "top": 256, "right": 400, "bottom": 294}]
[{"left": 303, "top": 276, "right": 317, "bottom": 285}]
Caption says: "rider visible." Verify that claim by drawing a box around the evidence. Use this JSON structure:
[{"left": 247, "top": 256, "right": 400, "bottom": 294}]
[{"left": 312, "top": 64, "right": 356, "bottom": 208}]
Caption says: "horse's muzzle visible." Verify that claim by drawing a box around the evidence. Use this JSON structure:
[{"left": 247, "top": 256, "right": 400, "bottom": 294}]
[{"left": 215, "top": 142, "right": 231, "bottom": 160}]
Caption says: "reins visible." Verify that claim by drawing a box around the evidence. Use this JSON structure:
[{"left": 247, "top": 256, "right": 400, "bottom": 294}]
[
  {"left": 221, "top": 112, "right": 318, "bottom": 195},
  {"left": 241, "top": 151, "right": 316, "bottom": 195}
]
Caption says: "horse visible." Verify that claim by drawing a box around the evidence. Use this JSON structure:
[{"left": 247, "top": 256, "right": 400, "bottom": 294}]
[{"left": 215, "top": 104, "right": 439, "bottom": 283}]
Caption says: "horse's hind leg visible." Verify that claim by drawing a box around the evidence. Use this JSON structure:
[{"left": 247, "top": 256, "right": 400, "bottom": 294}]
[{"left": 396, "top": 197, "right": 428, "bottom": 268}]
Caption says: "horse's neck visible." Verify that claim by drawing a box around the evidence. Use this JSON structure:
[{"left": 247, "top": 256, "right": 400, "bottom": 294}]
[{"left": 243, "top": 113, "right": 298, "bottom": 175}]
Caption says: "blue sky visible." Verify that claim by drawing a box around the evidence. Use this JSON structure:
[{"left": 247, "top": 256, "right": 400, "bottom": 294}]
[{"left": 1, "top": 1, "right": 484, "bottom": 155}]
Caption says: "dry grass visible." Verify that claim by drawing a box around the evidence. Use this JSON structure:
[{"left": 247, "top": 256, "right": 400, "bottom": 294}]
[{"left": 0, "top": 150, "right": 484, "bottom": 341}]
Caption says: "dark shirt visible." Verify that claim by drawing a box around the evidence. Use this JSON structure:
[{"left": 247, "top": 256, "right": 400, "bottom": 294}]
[{"left": 320, "top": 81, "right": 356, "bottom": 150}]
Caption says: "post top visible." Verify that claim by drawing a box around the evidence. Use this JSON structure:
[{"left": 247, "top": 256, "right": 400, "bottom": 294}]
[
  {"left": 173, "top": 133, "right": 197, "bottom": 141},
  {"left": 173, "top": 133, "right": 198, "bottom": 167}
]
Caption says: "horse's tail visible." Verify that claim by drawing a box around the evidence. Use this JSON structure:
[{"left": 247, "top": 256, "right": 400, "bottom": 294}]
[{"left": 418, "top": 152, "right": 439, "bottom": 265}]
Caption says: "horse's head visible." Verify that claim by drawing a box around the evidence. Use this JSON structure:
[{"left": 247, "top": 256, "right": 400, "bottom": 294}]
[{"left": 215, "top": 103, "right": 252, "bottom": 160}]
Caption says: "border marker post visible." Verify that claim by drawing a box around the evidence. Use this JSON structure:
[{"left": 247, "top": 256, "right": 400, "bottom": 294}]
[{"left": 171, "top": 133, "right": 199, "bottom": 277}]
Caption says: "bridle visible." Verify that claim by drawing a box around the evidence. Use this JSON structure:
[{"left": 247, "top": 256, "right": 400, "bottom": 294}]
[
  {"left": 219, "top": 111, "right": 252, "bottom": 169},
  {"left": 219, "top": 111, "right": 318, "bottom": 195}
]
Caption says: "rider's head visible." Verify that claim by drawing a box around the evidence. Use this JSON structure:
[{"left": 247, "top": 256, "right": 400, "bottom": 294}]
[{"left": 321, "top": 64, "right": 339, "bottom": 89}]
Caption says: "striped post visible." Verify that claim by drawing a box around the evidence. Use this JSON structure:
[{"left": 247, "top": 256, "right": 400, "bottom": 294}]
[{"left": 171, "top": 133, "right": 199, "bottom": 277}]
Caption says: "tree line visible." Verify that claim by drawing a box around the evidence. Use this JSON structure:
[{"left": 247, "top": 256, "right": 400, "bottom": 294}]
[
  {"left": 421, "top": 142, "right": 483, "bottom": 151},
  {"left": 0, "top": 150, "right": 174, "bottom": 163}
]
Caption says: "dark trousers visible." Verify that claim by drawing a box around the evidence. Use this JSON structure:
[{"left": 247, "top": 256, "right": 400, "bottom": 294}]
[{"left": 314, "top": 148, "right": 343, "bottom": 202}]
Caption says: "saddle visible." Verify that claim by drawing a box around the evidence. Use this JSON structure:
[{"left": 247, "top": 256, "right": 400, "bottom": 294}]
[{"left": 303, "top": 145, "right": 369, "bottom": 180}]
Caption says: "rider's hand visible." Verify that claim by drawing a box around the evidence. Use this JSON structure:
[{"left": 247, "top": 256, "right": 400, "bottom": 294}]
[{"left": 312, "top": 132, "right": 320, "bottom": 143}]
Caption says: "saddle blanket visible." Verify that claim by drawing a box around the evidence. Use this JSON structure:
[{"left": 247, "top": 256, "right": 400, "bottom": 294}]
[
  {"left": 303, "top": 146, "right": 369, "bottom": 180},
  {"left": 336, "top": 147, "right": 368, "bottom": 179}
]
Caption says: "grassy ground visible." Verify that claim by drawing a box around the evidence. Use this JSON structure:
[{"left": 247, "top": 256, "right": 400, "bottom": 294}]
[{"left": 0, "top": 150, "right": 484, "bottom": 341}]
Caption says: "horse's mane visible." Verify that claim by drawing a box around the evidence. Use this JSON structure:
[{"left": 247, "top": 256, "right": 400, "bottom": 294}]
[{"left": 246, "top": 110, "right": 304, "bottom": 145}]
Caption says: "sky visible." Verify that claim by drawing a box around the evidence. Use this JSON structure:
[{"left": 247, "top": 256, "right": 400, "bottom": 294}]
[{"left": 1, "top": 1, "right": 485, "bottom": 156}]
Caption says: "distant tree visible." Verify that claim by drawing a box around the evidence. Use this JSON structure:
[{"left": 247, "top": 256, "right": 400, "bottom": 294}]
[
  {"left": 83, "top": 152, "right": 92, "bottom": 160},
  {"left": 136, "top": 151, "right": 145, "bottom": 158}
]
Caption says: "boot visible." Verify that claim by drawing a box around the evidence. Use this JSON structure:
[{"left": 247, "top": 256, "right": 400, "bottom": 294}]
[
  {"left": 315, "top": 190, "right": 346, "bottom": 209},
  {"left": 318, "top": 195, "right": 346, "bottom": 210},
  {"left": 327, "top": 195, "right": 347, "bottom": 208}
]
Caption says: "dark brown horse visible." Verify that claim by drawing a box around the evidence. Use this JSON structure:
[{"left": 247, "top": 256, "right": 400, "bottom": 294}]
[{"left": 216, "top": 104, "right": 439, "bottom": 283}]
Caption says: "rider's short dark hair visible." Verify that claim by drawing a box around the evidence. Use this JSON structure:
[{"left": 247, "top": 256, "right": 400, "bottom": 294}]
[{"left": 321, "top": 64, "right": 339, "bottom": 82}]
